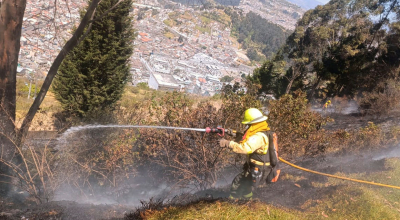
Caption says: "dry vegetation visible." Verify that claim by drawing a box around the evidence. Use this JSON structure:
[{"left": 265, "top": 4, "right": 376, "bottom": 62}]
[{"left": 7, "top": 81, "right": 400, "bottom": 207}]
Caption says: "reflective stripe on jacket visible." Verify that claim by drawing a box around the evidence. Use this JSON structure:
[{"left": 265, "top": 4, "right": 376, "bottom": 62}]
[{"left": 228, "top": 132, "right": 268, "bottom": 155}]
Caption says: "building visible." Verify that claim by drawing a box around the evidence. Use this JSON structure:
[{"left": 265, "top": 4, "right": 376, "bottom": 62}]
[
  {"left": 148, "top": 72, "right": 180, "bottom": 91},
  {"left": 206, "top": 75, "right": 220, "bottom": 83}
]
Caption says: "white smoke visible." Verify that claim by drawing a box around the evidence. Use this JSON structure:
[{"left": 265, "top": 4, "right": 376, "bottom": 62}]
[{"left": 373, "top": 145, "right": 400, "bottom": 160}]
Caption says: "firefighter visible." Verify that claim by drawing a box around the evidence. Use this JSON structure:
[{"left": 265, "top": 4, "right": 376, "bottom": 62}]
[
  {"left": 219, "top": 108, "right": 280, "bottom": 200},
  {"left": 323, "top": 100, "right": 331, "bottom": 110}
]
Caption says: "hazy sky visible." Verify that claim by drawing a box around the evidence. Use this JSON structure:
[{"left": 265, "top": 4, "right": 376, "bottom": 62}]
[{"left": 318, "top": 0, "right": 330, "bottom": 3}]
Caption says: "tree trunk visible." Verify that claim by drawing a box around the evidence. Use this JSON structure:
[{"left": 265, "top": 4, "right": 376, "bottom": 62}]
[
  {"left": 308, "top": 75, "right": 321, "bottom": 101},
  {"left": 285, "top": 68, "right": 298, "bottom": 94},
  {"left": 0, "top": 0, "right": 27, "bottom": 194},
  {"left": 285, "top": 78, "right": 295, "bottom": 94},
  {"left": 16, "top": 0, "right": 101, "bottom": 147}
]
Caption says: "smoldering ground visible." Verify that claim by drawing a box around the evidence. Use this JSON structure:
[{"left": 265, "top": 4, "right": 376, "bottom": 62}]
[
  {"left": 3, "top": 113, "right": 400, "bottom": 220},
  {"left": 2, "top": 142, "right": 400, "bottom": 219},
  {"left": 54, "top": 140, "right": 400, "bottom": 209}
]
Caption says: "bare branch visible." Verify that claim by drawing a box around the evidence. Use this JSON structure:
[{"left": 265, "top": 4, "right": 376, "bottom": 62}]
[
  {"left": 77, "top": 7, "right": 97, "bottom": 44},
  {"left": 89, "top": 0, "right": 124, "bottom": 23}
]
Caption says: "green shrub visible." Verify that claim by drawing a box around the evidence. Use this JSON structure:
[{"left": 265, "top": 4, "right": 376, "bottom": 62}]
[{"left": 137, "top": 82, "right": 149, "bottom": 89}]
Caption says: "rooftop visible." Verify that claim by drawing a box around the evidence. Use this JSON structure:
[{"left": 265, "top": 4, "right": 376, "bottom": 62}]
[{"left": 152, "top": 72, "right": 180, "bottom": 88}]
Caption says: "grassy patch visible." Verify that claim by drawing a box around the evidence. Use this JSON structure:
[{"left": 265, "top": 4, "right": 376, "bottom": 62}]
[
  {"left": 195, "top": 25, "right": 211, "bottom": 34},
  {"left": 164, "top": 31, "right": 175, "bottom": 39},
  {"left": 138, "top": 200, "right": 303, "bottom": 220},
  {"left": 168, "top": 12, "right": 179, "bottom": 20},
  {"left": 201, "top": 11, "right": 231, "bottom": 27},
  {"left": 309, "top": 186, "right": 400, "bottom": 219},
  {"left": 200, "top": 15, "right": 212, "bottom": 25},
  {"left": 16, "top": 77, "right": 62, "bottom": 130},
  {"left": 307, "top": 158, "right": 400, "bottom": 219},
  {"left": 163, "top": 19, "right": 176, "bottom": 27},
  {"left": 181, "top": 11, "right": 194, "bottom": 21}
]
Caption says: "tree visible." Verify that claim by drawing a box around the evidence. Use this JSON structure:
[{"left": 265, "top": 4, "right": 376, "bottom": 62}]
[
  {"left": 54, "top": 0, "right": 134, "bottom": 118},
  {"left": 225, "top": 10, "right": 289, "bottom": 59},
  {"left": 178, "top": 35, "right": 184, "bottom": 43},
  {"left": 250, "top": 0, "right": 400, "bottom": 99},
  {"left": 220, "top": 75, "right": 234, "bottom": 82},
  {"left": 0, "top": 0, "right": 126, "bottom": 195},
  {"left": 246, "top": 48, "right": 262, "bottom": 62},
  {"left": 248, "top": 50, "right": 287, "bottom": 97}
]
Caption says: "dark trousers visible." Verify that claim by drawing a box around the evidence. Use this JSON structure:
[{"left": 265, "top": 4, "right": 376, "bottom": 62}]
[{"left": 230, "top": 163, "right": 271, "bottom": 199}]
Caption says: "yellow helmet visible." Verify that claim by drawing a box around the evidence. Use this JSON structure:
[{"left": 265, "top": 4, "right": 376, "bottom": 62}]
[{"left": 242, "top": 108, "right": 268, "bottom": 125}]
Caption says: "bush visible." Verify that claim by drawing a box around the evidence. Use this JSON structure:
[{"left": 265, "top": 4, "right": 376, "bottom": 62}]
[
  {"left": 358, "top": 80, "right": 400, "bottom": 117},
  {"left": 137, "top": 82, "right": 150, "bottom": 90},
  {"left": 268, "top": 91, "right": 332, "bottom": 156},
  {"left": 124, "top": 87, "right": 263, "bottom": 190},
  {"left": 220, "top": 75, "right": 234, "bottom": 83},
  {"left": 136, "top": 92, "right": 231, "bottom": 190},
  {"left": 58, "top": 127, "right": 139, "bottom": 190},
  {"left": 330, "top": 122, "right": 400, "bottom": 153}
]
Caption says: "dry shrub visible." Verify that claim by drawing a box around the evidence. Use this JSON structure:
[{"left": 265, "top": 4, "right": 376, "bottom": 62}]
[
  {"left": 268, "top": 91, "right": 332, "bottom": 156},
  {"left": 136, "top": 91, "right": 240, "bottom": 190},
  {"left": 55, "top": 86, "right": 261, "bottom": 193},
  {"left": 129, "top": 86, "right": 262, "bottom": 191},
  {"left": 0, "top": 141, "right": 60, "bottom": 204},
  {"left": 358, "top": 79, "right": 400, "bottom": 117},
  {"left": 267, "top": 90, "right": 400, "bottom": 155},
  {"left": 387, "top": 125, "right": 400, "bottom": 143},
  {"left": 330, "top": 123, "right": 400, "bottom": 153},
  {"left": 58, "top": 127, "right": 140, "bottom": 192},
  {"left": 331, "top": 122, "right": 381, "bottom": 152}
]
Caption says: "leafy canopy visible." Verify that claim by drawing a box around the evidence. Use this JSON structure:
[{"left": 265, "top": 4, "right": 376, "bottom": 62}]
[{"left": 54, "top": 0, "right": 135, "bottom": 118}]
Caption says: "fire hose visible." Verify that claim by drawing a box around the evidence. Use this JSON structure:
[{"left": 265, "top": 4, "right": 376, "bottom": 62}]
[
  {"left": 217, "top": 127, "right": 400, "bottom": 190},
  {"left": 278, "top": 157, "right": 400, "bottom": 190}
]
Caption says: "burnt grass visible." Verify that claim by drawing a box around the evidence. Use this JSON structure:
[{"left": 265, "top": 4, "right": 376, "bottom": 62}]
[
  {"left": 0, "top": 148, "right": 394, "bottom": 220},
  {"left": 126, "top": 148, "right": 393, "bottom": 219},
  {"left": 1, "top": 111, "right": 399, "bottom": 220}
]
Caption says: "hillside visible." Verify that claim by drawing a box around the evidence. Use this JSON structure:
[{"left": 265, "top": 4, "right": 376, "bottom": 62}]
[
  {"left": 5, "top": 82, "right": 400, "bottom": 219},
  {"left": 286, "top": 0, "right": 323, "bottom": 9},
  {"left": 3, "top": 0, "right": 400, "bottom": 219},
  {"left": 161, "top": 0, "right": 305, "bottom": 30},
  {"left": 226, "top": 10, "right": 290, "bottom": 60}
]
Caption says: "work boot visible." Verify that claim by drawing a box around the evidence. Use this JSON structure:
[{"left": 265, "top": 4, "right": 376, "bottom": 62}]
[{"left": 242, "top": 192, "right": 253, "bottom": 200}]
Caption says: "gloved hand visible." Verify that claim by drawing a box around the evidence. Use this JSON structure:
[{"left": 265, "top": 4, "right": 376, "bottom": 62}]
[
  {"left": 219, "top": 139, "right": 231, "bottom": 148},
  {"left": 234, "top": 132, "right": 244, "bottom": 143},
  {"left": 225, "top": 129, "right": 236, "bottom": 137}
]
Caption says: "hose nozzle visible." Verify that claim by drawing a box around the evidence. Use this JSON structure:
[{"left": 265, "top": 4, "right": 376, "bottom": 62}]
[{"left": 205, "top": 127, "right": 225, "bottom": 137}]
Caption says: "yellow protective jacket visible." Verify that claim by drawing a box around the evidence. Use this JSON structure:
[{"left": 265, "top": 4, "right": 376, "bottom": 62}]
[{"left": 228, "top": 132, "right": 269, "bottom": 155}]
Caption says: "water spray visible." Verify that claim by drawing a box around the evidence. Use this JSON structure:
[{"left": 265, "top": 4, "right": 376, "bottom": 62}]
[{"left": 59, "top": 124, "right": 235, "bottom": 142}]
